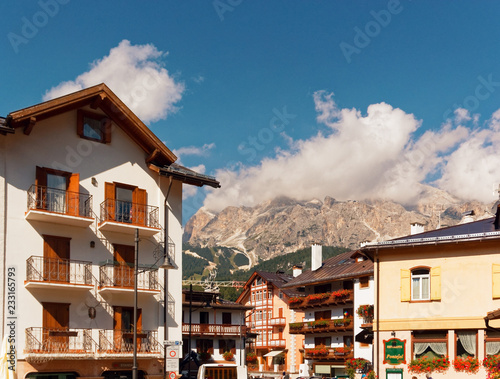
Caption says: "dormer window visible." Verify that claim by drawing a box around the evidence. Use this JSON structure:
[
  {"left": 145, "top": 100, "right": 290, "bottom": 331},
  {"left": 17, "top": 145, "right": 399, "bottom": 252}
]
[{"left": 77, "top": 110, "right": 111, "bottom": 143}]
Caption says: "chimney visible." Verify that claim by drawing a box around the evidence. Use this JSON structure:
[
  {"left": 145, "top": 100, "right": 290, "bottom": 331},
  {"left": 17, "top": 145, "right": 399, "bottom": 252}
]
[
  {"left": 293, "top": 265, "right": 303, "bottom": 277},
  {"left": 460, "top": 210, "right": 475, "bottom": 224},
  {"left": 410, "top": 222, "right": 424, "bottom": 235},
  {"left": 311, "top": 244, "right": 322, "bottom": 271},
  {"left": 495, "top": 204, "right": 500, "bottom": 230}
]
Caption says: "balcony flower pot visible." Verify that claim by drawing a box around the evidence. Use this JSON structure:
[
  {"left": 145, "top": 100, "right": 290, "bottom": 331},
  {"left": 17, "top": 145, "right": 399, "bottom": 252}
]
[{"left": 223, "top": 351, "right": 234, "bottom": 361}]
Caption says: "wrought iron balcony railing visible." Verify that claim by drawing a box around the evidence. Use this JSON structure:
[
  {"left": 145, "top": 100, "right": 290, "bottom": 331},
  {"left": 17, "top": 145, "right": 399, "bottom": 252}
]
[
  {"left": 25, "top": 327, "right": 94, "bottom": 355},
  {"left": 100, "top": 199, "right": 159, "bottom": 228},
  {"left": 26, "top": 256, "right": 92, "bottom": 285},
  {"left": 98, "top": 329, "right": 162, "bottom": 354},
  {"left": 182, "top": 323, "right": 247, "bottom": 337},
  {"left": 99, "top": 261, "right": 159, "bottom": 291},
  {"left": 27, "top": 185, "right": 92, "bottom": 218}
]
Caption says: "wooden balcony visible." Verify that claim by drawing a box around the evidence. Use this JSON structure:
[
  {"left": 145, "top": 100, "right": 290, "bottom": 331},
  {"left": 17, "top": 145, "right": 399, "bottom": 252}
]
[
  {"left": 98, "top": 198, "right": 160, "bottom": 236},
  {"left": 304, "top": 346, "right": 354, "bottom": 361},
  {"left": 182, "top": 323, "right": 247, "bottom": 337},
  {"left": 289, "top": 289, "right": 354, "bottom": 310},
  {"left": 25, "top": 185, "right": 94, "bottom": 227},
  {"left": 98, "top": 261, "right": 159, "bottom": 295},
  {"left": 269, "top": 317, "right": 286, "bottom": 326},
  {"left": 289, "top": 318, "right": 353, "bottom": 334},
  {"left": 25, "top": 327, "right": 95, "bottom": 358},
  {"left": 98, "top": 329, "right": 162, "bottom": 357},
  {"left": 254, "top": 339, "right": 286, "bottom": 348},
  {"left": 25, "top": 256, "right": 93, "bottom": 291}
]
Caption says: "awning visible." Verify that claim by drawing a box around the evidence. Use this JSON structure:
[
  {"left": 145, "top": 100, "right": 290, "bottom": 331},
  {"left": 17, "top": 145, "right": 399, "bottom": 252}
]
[
  {"left": 263, "top": 350, "right": 284, "bottom": 357},
  {"left": 355, "top": 329, "right": 373, "bottom": 344}
]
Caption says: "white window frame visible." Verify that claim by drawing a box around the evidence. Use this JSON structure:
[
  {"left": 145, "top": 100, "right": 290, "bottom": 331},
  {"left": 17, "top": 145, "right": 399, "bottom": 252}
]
[{"left": 411, "top": 269, "right": 430, "bottom": 301}]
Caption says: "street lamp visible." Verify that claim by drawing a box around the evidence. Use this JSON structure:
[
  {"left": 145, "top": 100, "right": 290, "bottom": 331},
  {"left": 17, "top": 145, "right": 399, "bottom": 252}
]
[{"left": 132, "top": 228, "right": 176, "bottom": 379}]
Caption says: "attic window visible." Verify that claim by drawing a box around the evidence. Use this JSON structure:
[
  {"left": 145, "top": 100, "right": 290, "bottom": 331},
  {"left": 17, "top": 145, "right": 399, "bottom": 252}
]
[{"left": 77, "top": 110, "right": 111, "bottom": 143}]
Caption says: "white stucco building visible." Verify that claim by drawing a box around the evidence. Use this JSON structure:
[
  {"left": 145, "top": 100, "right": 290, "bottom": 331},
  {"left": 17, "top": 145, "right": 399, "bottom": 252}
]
[{"left": 0, "top": 84, "right": 219, "bottom": 379}]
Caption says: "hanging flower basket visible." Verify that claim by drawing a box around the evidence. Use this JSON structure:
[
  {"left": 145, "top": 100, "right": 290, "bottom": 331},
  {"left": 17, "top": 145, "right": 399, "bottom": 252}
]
[
  {"left": 453, "top": 356, "right": 479, "bottom": 373},
  {"left": 408, "top": 357, "right": 450, "bottom": 374}
]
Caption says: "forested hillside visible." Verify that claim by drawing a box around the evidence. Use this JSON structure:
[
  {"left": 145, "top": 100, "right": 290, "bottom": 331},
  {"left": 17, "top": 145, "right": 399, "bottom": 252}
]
[{"left": 182, "top": 244, "right": 350, "bottom": 300}]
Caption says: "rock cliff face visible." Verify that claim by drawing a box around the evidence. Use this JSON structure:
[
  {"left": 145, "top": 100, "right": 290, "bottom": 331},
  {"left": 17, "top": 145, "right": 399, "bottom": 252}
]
[{"left": 184, "top": 185, "right": 496, "bottom": 262}]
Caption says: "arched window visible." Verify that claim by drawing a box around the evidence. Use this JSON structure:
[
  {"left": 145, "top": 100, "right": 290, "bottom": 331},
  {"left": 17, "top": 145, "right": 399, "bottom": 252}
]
[{"left": 411, "top": 268, "right": 430, "bottom": 300}]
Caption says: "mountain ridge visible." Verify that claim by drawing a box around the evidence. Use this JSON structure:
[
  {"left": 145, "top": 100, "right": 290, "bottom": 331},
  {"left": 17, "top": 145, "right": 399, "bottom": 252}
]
[{"left": 184, "top": 185, "right": 496, "bottom": 264}]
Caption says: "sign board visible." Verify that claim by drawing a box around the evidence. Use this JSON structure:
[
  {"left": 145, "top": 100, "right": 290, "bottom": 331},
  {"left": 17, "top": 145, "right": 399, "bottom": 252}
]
[
  {"left": 383, "top": 338, "right": 406, "bottom": 365},
  {"left": 165, "top": 340, "right": 183, "bottom": 346},
  {"left": 169, "top": 372, "right": 177, "bottom": 379},
  {"left": 166, "top": 345, "right": 180, "bottom": 359},
  {"left": 166, "top": 358, "right": 179, "bottom": 372}
]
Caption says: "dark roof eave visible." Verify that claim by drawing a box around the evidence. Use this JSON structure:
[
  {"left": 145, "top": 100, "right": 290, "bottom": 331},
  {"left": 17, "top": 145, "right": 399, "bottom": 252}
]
[
  {"left": 159, "top": 164, "right": 220, "bottom": 188},
  {"left": 283, "top": 268, "right": 374, "bottom": 288}
]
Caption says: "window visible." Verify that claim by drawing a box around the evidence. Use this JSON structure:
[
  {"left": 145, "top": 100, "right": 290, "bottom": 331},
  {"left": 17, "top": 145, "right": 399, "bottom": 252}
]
[
  {"left": 485, "top": 331, "right": 500, "bottom": 356},
  {"left": 315, "top": 310, "right": 331, "bottom": 321},
  {"left": 219, "top": 339, "right": 235, "bottom": 354},
  {"left": 77, "top": 110, "right": 111, "bottom": 143},
  {"left": 222, "top": 312, "right": 232, "bottom": 325},
  {"left": 200, "top": 312, "right": 209, "bottom": 324},
  {"left": 269, "top": 289, "right": 273, "bottom": 299},
  {"left": 456, "top": 330, "right": 477, "bottom": 357},
  {"left": 104, "top": 182, "right": 148, "bottom": 226},
  {"left": 35, "top": 167, "right": 80, "bottom": 216},
  {"left": 359, "top": 276, "right": 369, "bottom": 288},
  {"left": 401, "top": 267, "right": 441, "bottom": 302},
  {"left": 412, "top": 269, "right": 430, "bottom": 300},
  {"left": 412, "top": 331, "right": 447, "bottom": 359}
]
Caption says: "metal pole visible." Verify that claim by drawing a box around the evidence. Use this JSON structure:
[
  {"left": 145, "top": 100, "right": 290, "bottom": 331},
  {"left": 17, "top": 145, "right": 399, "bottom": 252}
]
[
  {"left": 189, "top": 283, "right": 193, "bottom": 379},
  {"left": 164, "top": 177, "right": 172, "bottom": 379},
  {"left": 133, "top": 228, "right": 139, "bottom": 379}
]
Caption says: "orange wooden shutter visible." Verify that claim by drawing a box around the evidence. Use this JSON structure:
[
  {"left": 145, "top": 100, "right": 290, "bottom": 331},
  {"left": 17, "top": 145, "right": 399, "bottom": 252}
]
[
  {"left": 35, "top": 166, "right": 47, "bottom": 210},
  {"left": 67, "top": 173, "right": 80, "bottom": 216},
  {"left": 133, "top": 188, "right": 147, "bottom": 226},
  {"left": 105, "top": 182, "right": 115, "bottom": 221}
]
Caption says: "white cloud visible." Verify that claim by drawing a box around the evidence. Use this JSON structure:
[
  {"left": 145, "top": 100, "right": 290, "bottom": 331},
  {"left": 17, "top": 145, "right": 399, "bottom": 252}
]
[
  {"left": 43, "top": 40, "right": 184, "bottom": 123},
  {"left": 182, "top": 164, "right": 207, "bottom": 200},
  {"left": 173, "top": 143, "right": 215, "bottom": 158},
  {"left": 203, "top": 91, "right": 493, "bottom": 212}
]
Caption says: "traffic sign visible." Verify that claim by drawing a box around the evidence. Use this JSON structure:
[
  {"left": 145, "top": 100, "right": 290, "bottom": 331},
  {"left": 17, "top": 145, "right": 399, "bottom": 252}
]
[
  {"left": 166, "top": 359, "right": 179, "bottom": 372},
  {"left": 169, "top": 372, "right": 176, "bottom": 379},
  {"left": 166, "top": 345, "right": 180, "bottom": 359}
]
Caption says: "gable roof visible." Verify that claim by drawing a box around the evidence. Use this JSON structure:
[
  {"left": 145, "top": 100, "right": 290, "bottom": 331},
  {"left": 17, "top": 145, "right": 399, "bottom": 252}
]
[
  {"left": 236, "top": 270, "right": 303, "bottom": 303},
  {"left": 362, "top": 213, "right": 500, "bottom": 260},
  {"left": 6, "top": 83, "right": 176, "bottom": 167},
  {"left": 282, "top": 250, "right": 374, "bottom": 288}
]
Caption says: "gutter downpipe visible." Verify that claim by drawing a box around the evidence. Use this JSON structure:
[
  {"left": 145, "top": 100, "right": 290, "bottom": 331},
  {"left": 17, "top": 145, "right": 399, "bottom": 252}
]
[
  {"left": 376, "top": 248, "right": 380, "bottom": 377},
  {"left": 164, "top": 176, "right": 173, "bottom": 379}
]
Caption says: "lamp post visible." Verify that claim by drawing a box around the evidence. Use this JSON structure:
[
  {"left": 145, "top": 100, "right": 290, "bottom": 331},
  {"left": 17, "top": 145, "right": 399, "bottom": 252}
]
[{"left": 133, "top": 228, "right": 139, "bottom": 379}]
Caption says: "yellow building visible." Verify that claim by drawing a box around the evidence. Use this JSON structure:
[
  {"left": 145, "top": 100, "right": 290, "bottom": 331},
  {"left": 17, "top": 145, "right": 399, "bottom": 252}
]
[{"left": 362, "top": 210, "right": 500, "bottom": 379}]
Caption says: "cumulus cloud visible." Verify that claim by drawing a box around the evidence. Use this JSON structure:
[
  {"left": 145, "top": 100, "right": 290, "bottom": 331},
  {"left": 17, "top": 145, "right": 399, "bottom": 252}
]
[
  {"left": 43, "top": 40, "right": 184, "bottom": 123},
  {"left": 173, "top": 143, "right": 215, "bottom": 158},
  {"left": 203, "top": 91, "right": 495, "bottom": 212}
]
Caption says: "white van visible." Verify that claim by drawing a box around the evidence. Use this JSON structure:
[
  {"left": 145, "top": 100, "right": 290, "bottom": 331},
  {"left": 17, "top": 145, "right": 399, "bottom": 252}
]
[{"left": 196, "top": 364, "right": 247, "bottom": 379}]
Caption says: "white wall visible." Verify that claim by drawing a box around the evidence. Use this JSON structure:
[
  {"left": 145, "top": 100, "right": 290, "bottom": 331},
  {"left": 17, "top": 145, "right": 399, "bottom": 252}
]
[
  {"left": 353, "top": 276, "right": 374, "bottom": 362},
  {"left": 2, "top": 106, "right": 184, "bottom": 358}
]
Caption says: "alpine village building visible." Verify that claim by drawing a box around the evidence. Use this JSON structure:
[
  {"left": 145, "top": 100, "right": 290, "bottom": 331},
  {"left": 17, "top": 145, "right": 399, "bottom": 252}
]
[
  {"left": 0, "top": 84, "right": 220, "bottom": 379},
  {"left": 361, "top": 207, "right": 500, "bottom": 379},
  {"left": 181, "top": 287, "right": 252, "bottom": 377},
  {"left": 236, "top": 270, "right": 305, "bottom": 374},
  {"left": 282, "top": 245, "right": 374, "bottom": 378}
]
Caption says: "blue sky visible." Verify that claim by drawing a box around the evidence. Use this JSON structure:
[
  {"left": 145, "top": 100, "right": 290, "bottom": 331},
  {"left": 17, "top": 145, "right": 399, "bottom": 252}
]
[{"left": 3, "top": 1, "right": 500, "bottom": 222}]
